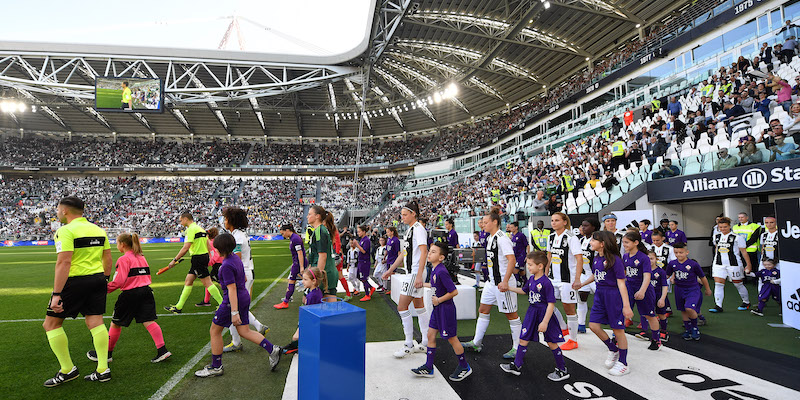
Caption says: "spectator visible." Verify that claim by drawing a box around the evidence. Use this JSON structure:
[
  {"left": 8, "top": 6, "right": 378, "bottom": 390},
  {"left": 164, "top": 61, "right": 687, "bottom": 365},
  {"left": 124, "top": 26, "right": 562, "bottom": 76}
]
[
  {"left": 769, "top": 134, "right": 799, "bottom": 161},
  {"left": 532, "top": 190, "right": 549, "bottom": 215},
  {"left": 738, "top": 141, "right": 763, "bottom": 166},
  {"left": 767, "top": 73, "right": 793, "bottom": 112},
  {"left": 623, "top": 107, "right": 634, "bottom": 127},
  {"left": 600, "top": 169, "right": 619, "bottom": 189},
  {"left": 755, "top": 92, "right": 771, "bottom": 121},
  {"left": 736, "top": 56, "right": 751, "bottom": 72},
  {"left": 546, "top": 194, "right": 563, "bottom": 215},
  {"left": 667, "top": 97, "right": 682, "bottom": 116},
  {"left": 651, "top": 159, "right": 680, "bottom": 180},
  {"left": 714, "top": 148, "right": 739, "bottom": 171},
  {"left": 626, "top": 142, "right": 644, "bottom": 168},
  {"left": 740, "top": 91, "right": 755, "bottom": 113},
  {"left": 782, "top": 36, "right": 798, "bottom": 61}
]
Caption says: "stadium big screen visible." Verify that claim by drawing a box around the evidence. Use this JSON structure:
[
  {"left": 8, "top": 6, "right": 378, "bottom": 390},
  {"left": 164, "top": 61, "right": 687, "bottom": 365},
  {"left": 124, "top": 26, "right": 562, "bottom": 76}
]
[{"left": 95, "top": 76, "right": 164, "bottom": 113}]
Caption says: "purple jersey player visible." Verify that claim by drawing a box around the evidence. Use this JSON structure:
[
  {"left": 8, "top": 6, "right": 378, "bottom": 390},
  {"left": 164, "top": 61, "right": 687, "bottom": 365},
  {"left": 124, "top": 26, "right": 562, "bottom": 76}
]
[
  {"left": 752, "top": 259, "right": 781, "bottom": 316},
  {"left": 580, "top": 231, "right": 633, "bottom": 376},
  {"left": 648, "top": 252, "right": 670, "bottom": 342},
  {"left": 508, "top": 221, "right": 529, "bottom": 287},
  {"left": 284, "top": 267, "right": 327, "bottom": 354},
  {"left": 411, "top": 242, "right": 472, "bottom": 382},
  {"left": 197, "top": 233, "right": 280, "bottom": 378},
  {"left": 355, "top": 226, "right": 374, "bottom": 301},
  {"left": 666, "top": 221, "right": 687, "bottom": 245},
  {"left": 665, "top": 243, "right": 712, "bottom": 341},
  {"left": 621, "top": 233, "right": 661, "bottom": 349},
  {"left": 276, "top": 225, "right": 307, "bottom": 309},
  {"left": 501, "top": 251, "right": 569, "bottom": 381}
]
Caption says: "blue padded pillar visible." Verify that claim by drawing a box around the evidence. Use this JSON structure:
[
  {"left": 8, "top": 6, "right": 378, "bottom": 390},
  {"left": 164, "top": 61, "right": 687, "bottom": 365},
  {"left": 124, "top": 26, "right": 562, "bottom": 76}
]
[{"left": 299, "top": 301, "right": 366, "bottom": 400}]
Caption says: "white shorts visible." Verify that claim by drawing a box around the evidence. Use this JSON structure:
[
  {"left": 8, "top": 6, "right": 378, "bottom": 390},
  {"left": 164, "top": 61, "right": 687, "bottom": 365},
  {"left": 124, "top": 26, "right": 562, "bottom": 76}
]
[
  {"left": 712, "top": 264, "right": 745, "bottom": 281},
  {"left": 245, "top": 269, "right": 254, "bottom": 295},
  {"left": 479, "top": 278, "right": 518, "bottom": 313},
  {"left": 373, "top": 263, "right": 387, "bottom": 279},
  {"left": 348, "top": 265, "right": 358, "bottom": 278},
  {"left": 553, "top": 281, "right": 578, "bottom": 304},
  {"left": 577, "top": 274, "right": 596, "bottom": 294},
  {"left": 400, "top": 268, "right": 429, "bottom": 298}
]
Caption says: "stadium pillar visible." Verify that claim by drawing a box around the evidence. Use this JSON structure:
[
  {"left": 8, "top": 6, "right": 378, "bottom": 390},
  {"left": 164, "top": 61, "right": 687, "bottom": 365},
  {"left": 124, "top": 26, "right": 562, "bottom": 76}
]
[{"left": 299, "top": 302, "right": 366, "bottom": 400}]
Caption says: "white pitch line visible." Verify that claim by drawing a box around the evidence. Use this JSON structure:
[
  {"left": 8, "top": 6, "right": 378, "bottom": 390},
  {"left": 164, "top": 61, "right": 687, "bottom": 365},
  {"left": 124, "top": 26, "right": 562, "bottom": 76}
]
[{"left": 148, "top": 265, "right": 292, "bottom": 400}]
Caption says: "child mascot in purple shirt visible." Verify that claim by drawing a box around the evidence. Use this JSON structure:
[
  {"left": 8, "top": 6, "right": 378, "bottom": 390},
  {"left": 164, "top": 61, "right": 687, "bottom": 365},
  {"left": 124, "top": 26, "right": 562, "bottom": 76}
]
[
  {"left": 751, "top": 258, "right": 781, "bottom": 317},
  {"left": 665, "top": 243, "right": 712, "bottom": 341},
  {"left": 579, "top": 231, "right": 633, "bottom": 376},
  {"left": 500, "top": 251, "right": 569, "bottom": 381},
  {"left": 410, "top": 242, "right": 472, "bottom": 382},
  {"left": 195, "top": 233, "right": 282, "bottom": 377}
]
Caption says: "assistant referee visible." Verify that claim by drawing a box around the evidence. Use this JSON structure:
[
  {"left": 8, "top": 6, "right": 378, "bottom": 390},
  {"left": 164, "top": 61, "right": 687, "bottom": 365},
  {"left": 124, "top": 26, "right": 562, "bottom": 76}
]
[
  {"left": 164, "top": 212, "right": 223, "bottom": 313},
  {"left": 43, "top": 196, "right": 113, "bottom": 387}
]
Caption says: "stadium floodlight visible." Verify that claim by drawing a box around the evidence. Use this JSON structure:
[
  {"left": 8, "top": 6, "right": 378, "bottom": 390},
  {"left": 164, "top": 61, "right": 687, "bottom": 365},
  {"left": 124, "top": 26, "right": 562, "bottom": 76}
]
[
  {"left": 636, "top": 23, "right": 641, "bottom": 28},
  {"left": 543, "top": 1, "right": 551, "bottom": 9},
  {"left": 433, "top": 92, "right": 442, "bottom": 103}
]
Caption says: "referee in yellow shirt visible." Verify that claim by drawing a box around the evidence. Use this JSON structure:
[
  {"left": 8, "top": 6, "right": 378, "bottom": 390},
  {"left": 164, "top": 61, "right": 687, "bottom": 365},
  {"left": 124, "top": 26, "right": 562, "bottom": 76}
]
[
  {"left": 121, "top": 81, "right": 132, "bottom": 110},
  {"left": 43, "top": 196, "right": 113, "bottom": 387},
  {"left": 163, "top": 212, "right": 223, "bottom": 313}
]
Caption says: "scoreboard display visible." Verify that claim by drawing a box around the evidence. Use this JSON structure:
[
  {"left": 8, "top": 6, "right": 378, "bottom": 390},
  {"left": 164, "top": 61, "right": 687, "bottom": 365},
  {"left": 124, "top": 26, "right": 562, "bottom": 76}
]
[{"left": 299, "top": 191, "right": 316, "bottom": 205}]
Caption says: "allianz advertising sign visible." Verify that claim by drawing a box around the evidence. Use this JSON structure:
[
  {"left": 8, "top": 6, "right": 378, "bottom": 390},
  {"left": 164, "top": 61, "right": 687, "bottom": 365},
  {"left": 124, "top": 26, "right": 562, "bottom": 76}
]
[{"left": 647, "top": 159, "right": 800, "bottom": 202}]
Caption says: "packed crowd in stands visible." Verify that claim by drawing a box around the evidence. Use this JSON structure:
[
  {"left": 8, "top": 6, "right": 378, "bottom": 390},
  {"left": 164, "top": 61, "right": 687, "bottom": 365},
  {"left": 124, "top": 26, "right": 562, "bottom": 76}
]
[
  {"left": 318, "top": 177, "right": 402, "bottom": 221},
  {"left": 0, "top": 175, "right": 396, "bottom": 240},
  {"left": 372, "top": 42, "right": 800, "bottom": 231}
]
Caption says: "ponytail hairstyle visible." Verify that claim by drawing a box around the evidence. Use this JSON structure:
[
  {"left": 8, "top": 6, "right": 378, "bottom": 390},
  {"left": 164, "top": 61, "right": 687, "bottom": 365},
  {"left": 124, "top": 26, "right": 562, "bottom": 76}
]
[
  {"left": 592, "top": 231, "right": 621, "bottom": 270},
  {"left": 305, "top": 267, "right": 328, "bottom": 291},
  {"left": 117, "top": 232, "right": 143, "bottom": 255},
  {"left": 486, "top": 210, "right": 501, "bottom": 228},
  {"left": 323, "top": 211, "right": 336, "bottom": 236},
  {"left": 402, "top": 200, "right": 421, "bottom": 222},
  {"left": 623, "top": 231, "right": 648, "bottom": 254}
]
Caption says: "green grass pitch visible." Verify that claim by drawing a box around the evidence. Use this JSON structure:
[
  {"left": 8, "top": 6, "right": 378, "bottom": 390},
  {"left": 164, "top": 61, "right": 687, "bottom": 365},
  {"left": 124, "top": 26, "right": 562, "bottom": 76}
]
[
  {"left": 95, "top": 88, "right": 123, "bottom": 109},
  {"left": 1, "top": 242, "right": 796, "bottom": 399}
]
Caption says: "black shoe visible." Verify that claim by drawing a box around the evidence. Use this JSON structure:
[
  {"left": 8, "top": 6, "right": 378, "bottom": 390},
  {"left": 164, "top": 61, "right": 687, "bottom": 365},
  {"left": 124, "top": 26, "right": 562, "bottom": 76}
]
[
  {"left": 648, "top": 340, "right": 662, "bottom": 351},
  {"left": 151, "top": 346, "right": 172, "bottom": 363},
  {"left": 195, "top": 301, "right": 211, "bottom": 307},
  {"left": 43, "top": 366, "right": 80, "bottom": 387},
  {"left": 500, "top": 363, "right": 522, "bottom": 376},
  {"left": 547, "top": 368, "right": 570, "bottom": 381},
  {"left": 282, "top": 340, "right": 298, "bottom": 354},
  {"left": 708, "top": 306, "right": 723, "bottom": 313},
  {"left": 86, "top": 350, "right": 113, "bottom": 362},
  {"left": 84, "top": 368, "right": 111, "bottom": 382}
]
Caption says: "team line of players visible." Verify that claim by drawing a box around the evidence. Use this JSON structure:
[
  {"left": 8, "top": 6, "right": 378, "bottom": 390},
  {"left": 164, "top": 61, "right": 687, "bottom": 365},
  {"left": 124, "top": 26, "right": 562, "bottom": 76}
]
[{"left": 383, "top": 203, "right": 783, "bottom": 380}]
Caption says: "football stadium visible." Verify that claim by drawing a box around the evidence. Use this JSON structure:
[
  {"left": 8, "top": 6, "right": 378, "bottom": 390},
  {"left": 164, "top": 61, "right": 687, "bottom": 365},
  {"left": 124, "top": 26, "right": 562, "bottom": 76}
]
[{"left": 1, "top": 0, "right": 800, "bottom": 399}]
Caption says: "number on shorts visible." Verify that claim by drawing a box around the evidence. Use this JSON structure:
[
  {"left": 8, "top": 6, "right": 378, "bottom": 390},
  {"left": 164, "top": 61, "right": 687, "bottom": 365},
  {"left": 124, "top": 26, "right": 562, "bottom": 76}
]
[
  {"left": 732, "top": 270, "right": 741, "bottom": 278},
  {"left": 402, "top": 282, "right": 410, "bottom": 292},
  {"left": 570, "top": 291, "right": 576, "bottom": 301}
]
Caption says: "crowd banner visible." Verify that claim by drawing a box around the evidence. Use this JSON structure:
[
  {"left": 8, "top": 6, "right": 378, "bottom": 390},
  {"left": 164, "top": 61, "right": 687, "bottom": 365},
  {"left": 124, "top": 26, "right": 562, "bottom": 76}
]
[{"left": 775, "top": 198, "right": 800, "bottom": 330}]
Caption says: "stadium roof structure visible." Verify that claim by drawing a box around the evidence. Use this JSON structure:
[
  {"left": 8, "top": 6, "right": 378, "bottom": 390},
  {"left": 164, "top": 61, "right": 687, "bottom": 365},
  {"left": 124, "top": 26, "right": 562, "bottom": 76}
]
[{"left": 0, "top": 0, "right": 692, "bottom": 141}]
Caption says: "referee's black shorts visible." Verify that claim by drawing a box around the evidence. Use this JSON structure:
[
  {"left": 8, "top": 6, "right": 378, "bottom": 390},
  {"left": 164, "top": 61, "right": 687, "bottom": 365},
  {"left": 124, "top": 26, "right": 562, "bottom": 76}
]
[
  {"left": 46, "top": 273, "right": 106, "bottom": 319},
  {"left": 188, "top": 254, "right": 211, "bottom": 278},
  {"left": 112, "top": 286, "right": 157, "bottom": 327}
]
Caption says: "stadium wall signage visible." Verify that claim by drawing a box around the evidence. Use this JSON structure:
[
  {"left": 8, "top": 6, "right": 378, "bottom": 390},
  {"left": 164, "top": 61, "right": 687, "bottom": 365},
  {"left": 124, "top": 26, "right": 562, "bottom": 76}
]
[
  {"left": 1, "top": 235, "right": 285, "bottom": 247},
  {"left": 646, "top": 159, "right": 800, "bottom": 202},
  {"left": 775, "top": 198, "right": 800, "bottom": 330},
  {"left": 4, "top": 162, "right": 413, "bottom": 175}
]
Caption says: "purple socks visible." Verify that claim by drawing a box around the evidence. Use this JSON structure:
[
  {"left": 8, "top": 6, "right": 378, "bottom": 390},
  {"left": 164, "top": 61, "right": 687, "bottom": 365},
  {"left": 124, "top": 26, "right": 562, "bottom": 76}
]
[
  {"left": 514, "top": 344, "right": 528, "bottom": 368},
  {"left": 425, "top": 347, "right": 436, "bottom": 369},
  {"left": 619, "top": 348, "right": 628, "bottom": 365},
  {"left": 659, "top": 318, "right": 667, "bottom": 331},
  {"left": 283, "top": 283, "right": 295, "bottom": 303},
  {"left": 260, "top": 338, "right": 274, "bottom": 353},
  {"left": 552, "top": 348, "right": 566, "bottom": 371},
  {"left": 603, "top": 338, "right": 618, "bottom": 352},
  {"left": 211, "top": 354, "right": 222, "bottom": 368},
  {"left": 689, "top": 318, "right": 698, "bottom": 329},
  {"left": 651, "top": 329, "right": 660, "bottom": 342},
  {"left": 457, "top": 353, "right": 468, "bottom": 368}
]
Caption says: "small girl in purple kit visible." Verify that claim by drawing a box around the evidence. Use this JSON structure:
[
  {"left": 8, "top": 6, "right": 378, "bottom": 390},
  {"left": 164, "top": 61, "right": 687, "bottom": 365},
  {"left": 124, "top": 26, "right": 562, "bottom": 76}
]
[{"left": 195, "top": 233, "right": 281, "bottom": 377}]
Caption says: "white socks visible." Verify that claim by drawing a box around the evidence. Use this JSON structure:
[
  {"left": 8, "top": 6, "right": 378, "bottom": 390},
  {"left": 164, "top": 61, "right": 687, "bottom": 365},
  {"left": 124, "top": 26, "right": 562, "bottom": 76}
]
[
  {"left": 577, "top": 301, "right": 588, "bottom": 326},
  {"left": 567, "top": 314, "right": 579, "bottom": 342},
  {"left": 553, "top": 308, "right": 568, "bottom": 330},
  {"left": 399, "top": 310, "right": 414, "bottom": 347},
  {"left": 230, "top": 324, "right": 242, "bottom": 346},
  {"left": 473, "top": 313, "right": 491, "bottom": 346},
  {"left": 714, "top": 282, "right": 725, "bottom": 308},
  {"left": 509, "top": 318, "right": 522, "bottom": 349},
  {"left": 249, "top": 312, "right": 263, "bottom": 332},
  {"left": 733, "top": 281, "right": 750, "bottom": 304},
  {"left": 417, "top": 309, "right": 430, "bottom": 347}
]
